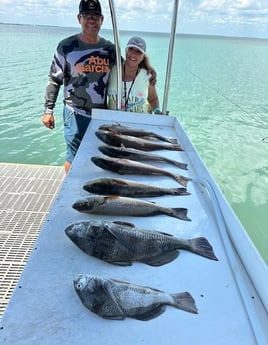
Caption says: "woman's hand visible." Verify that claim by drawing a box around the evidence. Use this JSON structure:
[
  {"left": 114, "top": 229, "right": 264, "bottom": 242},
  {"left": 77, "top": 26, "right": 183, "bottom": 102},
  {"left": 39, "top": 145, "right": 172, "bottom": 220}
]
[{"left": 148, "top": 67, "right": 157, "bottom": 86}]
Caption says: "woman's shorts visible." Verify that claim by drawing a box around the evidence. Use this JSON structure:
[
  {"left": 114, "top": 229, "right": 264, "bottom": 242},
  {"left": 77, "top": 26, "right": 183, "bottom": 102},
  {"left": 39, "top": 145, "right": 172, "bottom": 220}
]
[{"left": 63, "top": 107, "right": 91, "bottom": 164}]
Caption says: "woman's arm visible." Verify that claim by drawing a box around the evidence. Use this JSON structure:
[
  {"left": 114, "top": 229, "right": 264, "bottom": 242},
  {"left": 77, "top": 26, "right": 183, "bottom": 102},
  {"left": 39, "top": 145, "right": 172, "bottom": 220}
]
[{"left": 147, "top": 84, "right": 167, "bottom": 115}]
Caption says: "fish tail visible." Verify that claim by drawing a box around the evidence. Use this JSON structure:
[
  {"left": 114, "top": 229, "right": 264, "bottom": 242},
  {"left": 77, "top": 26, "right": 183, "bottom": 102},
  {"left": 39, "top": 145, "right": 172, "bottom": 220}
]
[
  {"left": 173, "top": 174, "right": 192, "bottom": 187},
  {"left": 172, "top": 161, "right": 188, "bottom": 170},
  {"left": 166, "top": 138, "right": 178, "bottom": 144},
  {"left": 171, "top": 292, "right": 198, "bottom": 314},
  {"left": 173, "top": 144, "right": 184, "bottom": 151},
  {"left": 154, "top": 135, "right": 178, "bottom": 144},
  {"left": 171, "top": 208, "right": 191, "bottom": 221},
  {"left": 183, "top": 237, "right": 218, "bottom": 261}
]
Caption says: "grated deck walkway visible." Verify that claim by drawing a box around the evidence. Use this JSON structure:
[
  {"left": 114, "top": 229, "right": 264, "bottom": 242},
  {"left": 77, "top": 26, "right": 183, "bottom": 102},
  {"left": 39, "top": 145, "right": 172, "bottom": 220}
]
[{"left": 0, "top": 163, "right": 65, "bottom": 317}]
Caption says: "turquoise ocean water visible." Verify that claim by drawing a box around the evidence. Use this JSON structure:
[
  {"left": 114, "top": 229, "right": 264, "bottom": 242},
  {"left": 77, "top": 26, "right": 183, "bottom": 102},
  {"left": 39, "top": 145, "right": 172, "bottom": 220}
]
[{"left": 0, "top": 23, "right": 267, "bottom": 264}]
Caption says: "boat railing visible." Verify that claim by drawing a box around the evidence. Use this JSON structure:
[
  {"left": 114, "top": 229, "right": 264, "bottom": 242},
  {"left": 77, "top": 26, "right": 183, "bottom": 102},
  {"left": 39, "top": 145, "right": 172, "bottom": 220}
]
[
  {"left": 108, "top": 0, "right": 122, "bottom": 110},
  {"left": 162, "top": 0, "right": 179, "bottom": 114}
]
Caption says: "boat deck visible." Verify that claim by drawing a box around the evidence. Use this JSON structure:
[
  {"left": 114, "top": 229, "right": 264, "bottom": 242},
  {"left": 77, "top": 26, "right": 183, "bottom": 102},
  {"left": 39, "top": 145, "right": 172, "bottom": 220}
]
[
  {"left": 0, "top": 163, "right": 65, "bottom": 317},
  {"left": 0, "top": 111, "right": 267, "bottom": 344}
]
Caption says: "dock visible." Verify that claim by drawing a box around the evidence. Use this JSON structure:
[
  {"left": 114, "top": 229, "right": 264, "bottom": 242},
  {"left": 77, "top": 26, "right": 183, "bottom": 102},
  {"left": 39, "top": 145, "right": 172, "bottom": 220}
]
[{"left": 0, "top": 163, "right": 65, "bottom": 317}]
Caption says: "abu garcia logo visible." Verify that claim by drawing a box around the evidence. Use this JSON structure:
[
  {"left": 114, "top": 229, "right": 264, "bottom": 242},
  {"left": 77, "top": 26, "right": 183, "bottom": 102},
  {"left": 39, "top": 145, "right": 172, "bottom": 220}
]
[{"left": 75, "top": 55, "right": 110, "bottom": 73}]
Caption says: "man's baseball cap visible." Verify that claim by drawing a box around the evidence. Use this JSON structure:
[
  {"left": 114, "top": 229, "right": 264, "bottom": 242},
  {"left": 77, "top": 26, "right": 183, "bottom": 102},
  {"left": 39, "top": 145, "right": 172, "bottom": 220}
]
[{"left": 79, "top": 0, "right": 102, "bottom": 15}]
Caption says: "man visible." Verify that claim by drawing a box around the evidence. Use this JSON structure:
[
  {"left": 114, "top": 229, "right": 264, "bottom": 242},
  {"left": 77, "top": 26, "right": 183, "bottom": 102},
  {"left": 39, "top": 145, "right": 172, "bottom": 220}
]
[{"left": 42, "top": 0, "right": 116, "bottom": 173}]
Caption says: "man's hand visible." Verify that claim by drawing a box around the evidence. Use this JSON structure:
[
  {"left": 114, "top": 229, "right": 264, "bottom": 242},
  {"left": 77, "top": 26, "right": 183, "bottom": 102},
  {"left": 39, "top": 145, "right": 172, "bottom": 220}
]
[{"left": 42, "top": 113, "right": 55, "bottom": 129}]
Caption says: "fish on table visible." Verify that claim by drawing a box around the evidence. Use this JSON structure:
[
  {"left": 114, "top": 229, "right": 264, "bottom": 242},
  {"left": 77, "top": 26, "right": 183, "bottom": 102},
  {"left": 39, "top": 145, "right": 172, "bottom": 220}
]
[
  {"left": 95, "top": 130, "right": 183, "bottom": 152},
  {"left": 98, "top": 145, "right": 188, "bottom": 170},
  {"left": 91, "top": 156, "right": 191, "bottom": 187},
  {"left": 74, "top": 274, "right": 198, "bottom": 320},
  {"left": 83, "top": 177, "right": 190, "bottom": 197},
  {"left": 99, "top": 123, "right": 178, "bottom": 144},
  {"left": 72, "top": 195, "right": 190, "bottom": 221},
  {"left": 65, "top": 220, "right": 218, "bottom": 265}
]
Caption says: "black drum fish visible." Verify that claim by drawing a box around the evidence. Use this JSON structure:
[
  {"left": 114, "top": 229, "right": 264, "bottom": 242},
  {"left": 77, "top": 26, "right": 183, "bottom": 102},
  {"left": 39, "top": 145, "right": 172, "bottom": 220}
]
[
  {"left": 98, "top": 145, "right": 188, "bottom": 170},
  {"left": 91, "top": 156, "right": 191, "bottom": 187},
  {"left": 65, "top": 220, "right": 218, "bottom": 265},
  {"left": 74, "top": 274, "right": 198, "bottom": 320},
  {"left": 72, "top": 195, "right": 190, "bottom": 221},
  {"left": 83, "top": 177, "right": 190, "bottom": 197},
  {"left": 99, "top": 123, "right": 178, "bottom": 144},
  {"left": 95, "top": 130, "right": 183, "bottom": 151}
]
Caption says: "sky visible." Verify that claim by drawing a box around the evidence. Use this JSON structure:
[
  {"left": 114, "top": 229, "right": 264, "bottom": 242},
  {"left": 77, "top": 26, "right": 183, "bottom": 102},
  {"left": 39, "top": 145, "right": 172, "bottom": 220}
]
[{"left": 1, "top": 0, "right": 268, "bottom": 39}]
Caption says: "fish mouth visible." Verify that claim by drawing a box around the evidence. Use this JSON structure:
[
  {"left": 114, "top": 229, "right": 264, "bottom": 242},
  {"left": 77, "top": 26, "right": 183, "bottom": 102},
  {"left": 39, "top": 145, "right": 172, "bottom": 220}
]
[
  {"left": 72, "top": 200, "right": 88, "bottom": 211},
  {"left": 91, "top": 156, "right": 108, "bottom": 169},
  {"left": 91, "top": 156, "right": 117, "bottom": 171},
  {"left": 64, "top": 225, "right": 73, "bottom": 237}
]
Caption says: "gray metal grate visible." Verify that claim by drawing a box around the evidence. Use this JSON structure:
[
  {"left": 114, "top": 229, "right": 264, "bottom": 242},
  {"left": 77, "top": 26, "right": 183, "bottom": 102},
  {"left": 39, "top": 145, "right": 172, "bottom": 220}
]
[{"left": 0, "top": 164, "right": 64, "bottom": 317}]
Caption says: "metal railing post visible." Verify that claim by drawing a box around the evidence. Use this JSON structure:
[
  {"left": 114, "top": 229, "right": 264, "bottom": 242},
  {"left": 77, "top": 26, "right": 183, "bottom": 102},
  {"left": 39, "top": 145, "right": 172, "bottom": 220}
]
[
  {"left": 162, "top": 0, "right": 179, "bottom": 114},
  {"left": 108, "top": 0, "right": 122, "bottom": 110}
]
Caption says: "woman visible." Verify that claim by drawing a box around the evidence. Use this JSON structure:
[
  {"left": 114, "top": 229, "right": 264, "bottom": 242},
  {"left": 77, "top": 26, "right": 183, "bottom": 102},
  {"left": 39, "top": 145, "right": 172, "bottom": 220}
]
[{"left": 107, "top": 36, "right": 163, "bottom": 114}]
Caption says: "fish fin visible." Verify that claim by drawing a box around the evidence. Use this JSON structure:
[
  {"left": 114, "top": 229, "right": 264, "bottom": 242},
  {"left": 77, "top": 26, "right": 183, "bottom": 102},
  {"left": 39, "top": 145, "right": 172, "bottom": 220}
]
[
  {"left": 166, "top": 138, "right": 178, "bottom": 144},
  {"left": 171, "top": 188, "right": 191, "bottom": 196},
  {"left": 106, "top": 260, "right": 133, "bottom": 266},
  {"left": 182, "top": 237, "right": 218, "bottom": 261},
  {"left": 104, "top": 226, "right": 137, "bottom": 252},
  {"left": 172, "top": 161, "right": 188, "bottom": 170},
  {"left": 98, "top": 123, "right": 120, "bottom": 131},
  {"left": 99, "top": 280, "right": 125, "bottom": 317},
  {"left": 101, "top": 314, "right": 125, "bottom": 320},
  {"left": 141, "top": 250, "right": 179, "bottom": 266},
  {"left": 133, "top": 305, "right": 166, "bottom": 321},
  {"left": 171, "top": 292, "right": 198, "bottom": 314},
  {"left": 112, "top": 220, "right": 136, "bottom": 228},
  {"left": 169, "top": 208, "right": 191, "bottom": 221},
  {"left": 110, "top": 121, "right": 120, "bottom": 128},
  {"left": 106, "top": 128, "right": 118, "bottom": 134},
  {"left": 110, "top": 278, "right": 131, "bottom": 285},
  {"left": 174, "top": 174, "right": 192, "bottom": 187},
  {"left": 112, "top": 178, "right": 130, "bottom": 186},
  {"left": 152, "top": 134, "right": 178, "bottom": 144},
  {"left": 155, "top": 231, "right": 174, "bottom": 237},
  {"left": 104, "top": 195, "right": 120, "bottom": 201},
  {"left": 110, "top": 279, "right": 164, "bottom": 294}
]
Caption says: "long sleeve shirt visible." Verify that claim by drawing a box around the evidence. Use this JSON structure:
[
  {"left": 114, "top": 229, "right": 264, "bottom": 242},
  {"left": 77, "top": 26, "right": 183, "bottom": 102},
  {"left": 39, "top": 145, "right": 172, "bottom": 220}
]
[{"left": 44, "top": 34, "right": 116, "bottom": 117}]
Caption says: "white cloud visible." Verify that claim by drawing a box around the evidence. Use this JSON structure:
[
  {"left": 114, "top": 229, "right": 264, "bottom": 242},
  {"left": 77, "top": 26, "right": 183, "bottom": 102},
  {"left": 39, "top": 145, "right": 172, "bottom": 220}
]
[
  {"left": 1, "top": 0, "right": 268, "bottom": 37},
  {"left": 101, "top": 0, "right": 175, "bottom": 30},
  {"left": 190, "top": 0, "right": 268, "bottom": 24}
]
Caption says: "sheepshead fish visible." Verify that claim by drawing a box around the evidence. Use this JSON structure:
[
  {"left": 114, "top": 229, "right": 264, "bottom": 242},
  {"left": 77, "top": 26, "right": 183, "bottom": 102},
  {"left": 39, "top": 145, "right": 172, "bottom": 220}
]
[
  {"left": 65, "top": 220, "right": 218, "bottom": 265},
  {"left": 83, "top": 177, "right": 190, "bottom": 197},
  {"left": 91, "top": 156, "right": 191, "bottom": 187},
  {"left": 72, "top": 195, "right": 190, "bottom": 221},
  {"left": 98, "top": 145, "right": 188, "bottom": 170},
  {"left": 99, "top": 123, "right": 178, "bottom": 144},
  {"left": 95, "top": 130, "right": 183, "bottom": 152},
  {"left": 74, "top": 274, "right": 198, "bottom": 320}
]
